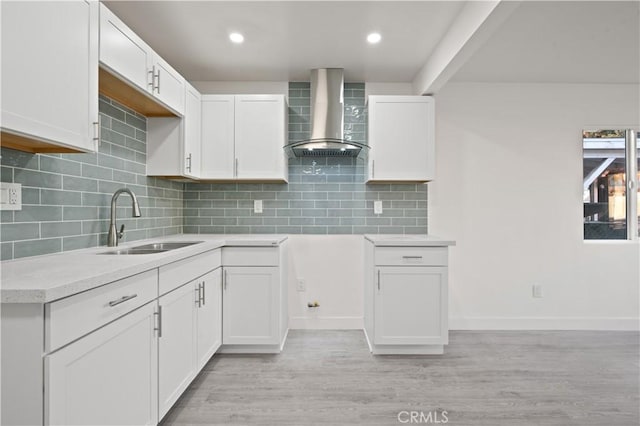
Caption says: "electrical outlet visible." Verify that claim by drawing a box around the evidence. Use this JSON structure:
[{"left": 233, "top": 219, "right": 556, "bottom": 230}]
[
  {"left": 0, "top": 183, "right": 21, "bottom": 211},
  {"left": 254, "top": 200, "right": 263, "bottom": 214},
  {"left": 296, "top": 279, "right": 306, "bottom": 292},
  {"left": 374, "top": 200, "right": 383, "bottom": 215},
  {"left": 532, "top": 284, "right": 544, "bottom": 298}
]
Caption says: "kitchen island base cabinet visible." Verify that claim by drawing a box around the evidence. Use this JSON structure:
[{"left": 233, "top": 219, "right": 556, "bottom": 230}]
[
  {"left": 364, "top": 238, "right": 450, "bottom": 355},
  {"left": 45, "top": 302, "right": 158, "bottom": 426}
]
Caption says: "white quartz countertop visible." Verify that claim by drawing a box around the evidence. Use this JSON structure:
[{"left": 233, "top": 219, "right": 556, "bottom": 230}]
[
  {"left": 1, "top": 234, "right": 287, "bottom": 304},
  {"left": 364, "top": 234, "right": 456, "bottom": 247}
]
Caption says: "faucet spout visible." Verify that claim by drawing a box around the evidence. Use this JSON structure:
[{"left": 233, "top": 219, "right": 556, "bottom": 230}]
[{"left": 108, "top": 188, "right": 141, "bottom": 247}]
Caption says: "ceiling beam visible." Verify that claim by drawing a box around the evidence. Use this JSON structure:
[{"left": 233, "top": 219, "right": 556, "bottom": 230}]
[{"left": 412, "top": 0, "right": 521, "bottom": 95}]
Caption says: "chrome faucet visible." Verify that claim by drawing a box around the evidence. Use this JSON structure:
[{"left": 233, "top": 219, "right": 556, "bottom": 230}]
[{"left": 108, "top": 188, "right": 141, "bottom": 247}]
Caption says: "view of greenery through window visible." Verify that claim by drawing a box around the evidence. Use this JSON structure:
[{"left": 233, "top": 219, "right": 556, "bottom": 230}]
[{"left": 583, "top": 130, "right": 639, "bottom": 239}]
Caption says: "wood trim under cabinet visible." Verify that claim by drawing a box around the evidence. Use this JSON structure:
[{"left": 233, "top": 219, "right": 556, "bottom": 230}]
[
  {"left": 99, "top": 67, "right": 177, "bottom": 118},
  {"left": 0, "top": 131, "right": 84, "bottom": 154}
]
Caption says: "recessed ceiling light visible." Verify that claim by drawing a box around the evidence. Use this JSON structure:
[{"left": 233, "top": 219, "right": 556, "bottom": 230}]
[
  {"left": 367, "top": 32, "right": 381, "bottom": 44},
  {"left": 229, "top": 32, "right": 244, "bottom": 44}
]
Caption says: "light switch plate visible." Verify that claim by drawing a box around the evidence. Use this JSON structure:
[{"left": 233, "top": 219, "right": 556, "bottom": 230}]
[
  {"left": 374, "top": 200, "right": 383, "bottom": 215},
  {"left": 254, "top": 200, "right": 263, "bottom": 214},
  {"left": 0, "top": 183, "right": 22, "bottom": 211}
]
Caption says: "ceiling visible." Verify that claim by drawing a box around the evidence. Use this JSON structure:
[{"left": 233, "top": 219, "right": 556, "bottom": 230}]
[
  {"left": 103, "top": 1, "right": 465, "bottom": 82},
  {"left": 104, "top": 1, "right": 639, "bottom": 85},
  {"left": 452, "top": 1, "right": 640, "bottom": 84}
]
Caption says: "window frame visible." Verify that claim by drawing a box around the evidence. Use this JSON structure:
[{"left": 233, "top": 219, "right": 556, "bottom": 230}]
[{"left": 582, "top": 127, "right": 639, "bottom": 241}]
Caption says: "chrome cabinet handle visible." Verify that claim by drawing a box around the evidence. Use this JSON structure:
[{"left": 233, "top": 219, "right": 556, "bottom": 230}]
[
  {"left": 155, "top": 305, "right": 163, "bottom": 337},
  {"left": 155, "top": 68, "right": 161, "bottom": 94},
  {"left": 186, "top": 153, "right": 192, "bottom": 173},
  {"left": 234, "top": 158, "right": 238, "bottom": 177},
  {"left": 108, "top": 294, "right": 137, "bottom": 307},
  {"left": 377, "top": 270, "right": 380, "bottom": 291},
  {"left": 148, "top": 67, "right": 155, "bottom": 89},
  {"left": 372, "top": 160, "right": 375, "bottom": 179},
  {"left": 402, "top": 256, "right": 423, "bottom": 259},
  {"left": 195, "top": 284, "right": 201, "bottom": 308},
  {"left": 92, "top": 116, "right": 101, "bottom": 145},
  {"left": 202, "top": 280, "right": 206, "bottom": 305}
]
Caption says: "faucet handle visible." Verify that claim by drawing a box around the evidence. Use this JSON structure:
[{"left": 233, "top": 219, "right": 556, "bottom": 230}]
[{"left": 118, "top": 224, "right": 125, "bottom": 239}]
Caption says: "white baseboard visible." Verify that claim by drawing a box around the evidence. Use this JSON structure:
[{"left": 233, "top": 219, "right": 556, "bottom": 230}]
[
  {"left": 450, "top": 316, "right": 640, "bottom": 331},
  {"left": 289, "top": 316, "right": 363, "bottom": 330}
]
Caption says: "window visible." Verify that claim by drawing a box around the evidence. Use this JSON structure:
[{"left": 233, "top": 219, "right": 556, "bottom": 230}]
[{"left": 583, "top": 129, "right": 639, "bottom": 240}]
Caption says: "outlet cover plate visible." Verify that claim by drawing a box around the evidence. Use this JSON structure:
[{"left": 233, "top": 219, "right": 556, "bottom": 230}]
[{"left": 0, "top": 183, "right": 22, "bottom": 211}]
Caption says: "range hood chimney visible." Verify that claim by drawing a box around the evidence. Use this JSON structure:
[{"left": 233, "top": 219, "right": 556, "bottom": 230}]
[{"left": 285, "top": 68, "right": 367, "bottom": 158}]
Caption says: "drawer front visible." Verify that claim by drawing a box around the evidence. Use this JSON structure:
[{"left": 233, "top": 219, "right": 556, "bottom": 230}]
[
  {"left": 46, "top": 269, "right": 157, "bottom": 352},
  {"left": 222, "top": 247, "right": 279, "bottom": 266},
  {"left": 374, "top": 247, "right": 448, "bottom": 266},
  {"left": 159, "top": 249, "right": 221, "bottom": 295}
]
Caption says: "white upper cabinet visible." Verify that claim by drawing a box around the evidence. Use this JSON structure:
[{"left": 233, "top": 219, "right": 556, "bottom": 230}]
[
  {"left": 183, "top": 83, "right": 202, "bottom": 177},
  {"left": 1, "top": 0, "right": 99, "bottom": 153},
  {"left": 367, "top": 96, "right": 435, "bottom": 183},
  {"left": 99, "top": 3, "right": 152, "bottom": 94},
  {"left": 151, "top": 54, "right": 186, "bottom": 116},
  {"left": 201, "top": 95, "right": 288, "bottom": 182},
  {"left": 234, "top": 95, "right": 288, "bottom": 181},
  {"left": 147, "top": 82, "right": 201, "bottom": 178},
  {"left": 99, "top": 3, "right": 185, "bottom": 116},
  {"left": 201, "top": 95, "right": 235, "bottom": 179}
]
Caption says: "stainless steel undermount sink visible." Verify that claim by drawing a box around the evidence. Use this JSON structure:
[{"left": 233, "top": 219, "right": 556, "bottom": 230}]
[
  {"left": 99, "top": 241, "right": 204, "bottom": 255},
  {"left": 101, "top": 248, "right": 168, "bottom": 255},
  {"left": 129, "top": 242, "right": 203, "bottom": 251}
]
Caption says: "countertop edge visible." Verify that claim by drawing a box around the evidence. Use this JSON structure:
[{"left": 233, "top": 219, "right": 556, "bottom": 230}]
[{"left": 1, "top": 234, "right": 288, "bottom": 304}]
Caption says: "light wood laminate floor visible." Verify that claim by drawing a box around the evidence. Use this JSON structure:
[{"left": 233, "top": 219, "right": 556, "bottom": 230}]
[{"left": 160, "top": 330, "right": 639, "bottom": 425}]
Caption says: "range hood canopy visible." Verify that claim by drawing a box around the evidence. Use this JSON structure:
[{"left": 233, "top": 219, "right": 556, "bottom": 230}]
[{"left": 285, "top": 68, "right": 368, "bottom": 158}]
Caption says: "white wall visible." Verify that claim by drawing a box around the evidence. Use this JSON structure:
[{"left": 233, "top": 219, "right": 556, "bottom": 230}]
[
  {"left": 287, "top": 235, "right": 364, "bottom": 329},
  {"left": 430, "top": 82, "right": 640, "bottom": 330},
  {"left": 191, "top": 81, "right": 288, "bottom": 95}
]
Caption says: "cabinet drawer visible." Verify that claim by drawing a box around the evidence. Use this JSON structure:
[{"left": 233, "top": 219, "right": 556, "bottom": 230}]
[
  {"left": 159, "top": 249, "right": 221, "bottom": 295},
  {"left": 45, "top": 269, "right": 157, "bottom": 352},
  {"left": 374, "top": 247, "right": 447, "bottom": 266},
  {"left": 222, "top": 247, "right": 279, "bottom": 266}
]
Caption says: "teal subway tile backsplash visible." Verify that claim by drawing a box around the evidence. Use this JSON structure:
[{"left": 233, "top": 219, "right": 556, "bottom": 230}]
[
  {"left": 0, "top": 96, "right": 183, "bottom": 261},
  {"left": 1, "top": 83, "right": 427, "bottom": 259},
  {"left": 184, "top": 82, "right": 427, "bottom": 235}
]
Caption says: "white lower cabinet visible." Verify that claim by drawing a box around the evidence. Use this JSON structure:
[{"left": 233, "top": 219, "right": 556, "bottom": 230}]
[
  {"left": 45, "top": 302, "right": 158, "bottom": 426},
  {"left": 158, "top": 250, "right": 222, "bottom": 421},
  {"left": 220, "top": 243, "right": 289, "bottom": 353},
  {"left": 223, "top": 266, "right": 280, "bottom": 345},
  {"left": 375, "top": 266, "right": 447, "bottom": 345},
  {"left": 197, "top": 269, "right": 223, "bottom": 369},
  {"left": 364, "top": 240, "right": 450, "bottom": 355},
  {"left": 158, "top": 282, "right": 197, "bottom": 420}
]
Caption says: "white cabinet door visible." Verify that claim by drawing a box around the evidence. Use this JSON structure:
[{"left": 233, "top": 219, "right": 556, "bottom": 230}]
[
  {"left": 158, "top": 282, "right": 197, "bottom": 420},
  {"left": 234, "top": 95, "right": 287, "bottom": 181},
  {"left": 184, "top": 83, "right": 202, "bottom": 177},
  {"left": 45, "top": 302, "right": 158, "bottom": 426},
  {"left": 223, "top": 267, "right": 279, "bottom": 345},
  {"left": 1, "top": 0, "right": 98, "bottom": 152},
  {"left": 99, "top": 3, "right": 152, "bottom": 95},
  {"left": 374, "top": 266, "right": 447, "bottom": 345},
  {"left": 201, "top": 95, "right": 236, "bottom": 179},
  {"left": 196, "top": 269, "right": 222, "bottom": 370},
  {"left": 367, "top": 96, "right": 435, "bottom": 183},
  {"left": 151, "top": 54, "right": 186, "bottom": 116}
]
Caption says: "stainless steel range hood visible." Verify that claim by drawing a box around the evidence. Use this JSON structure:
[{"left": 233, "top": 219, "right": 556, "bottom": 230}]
[{"left": 285, "top": 69, "right": 368, "bottom": 158}]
